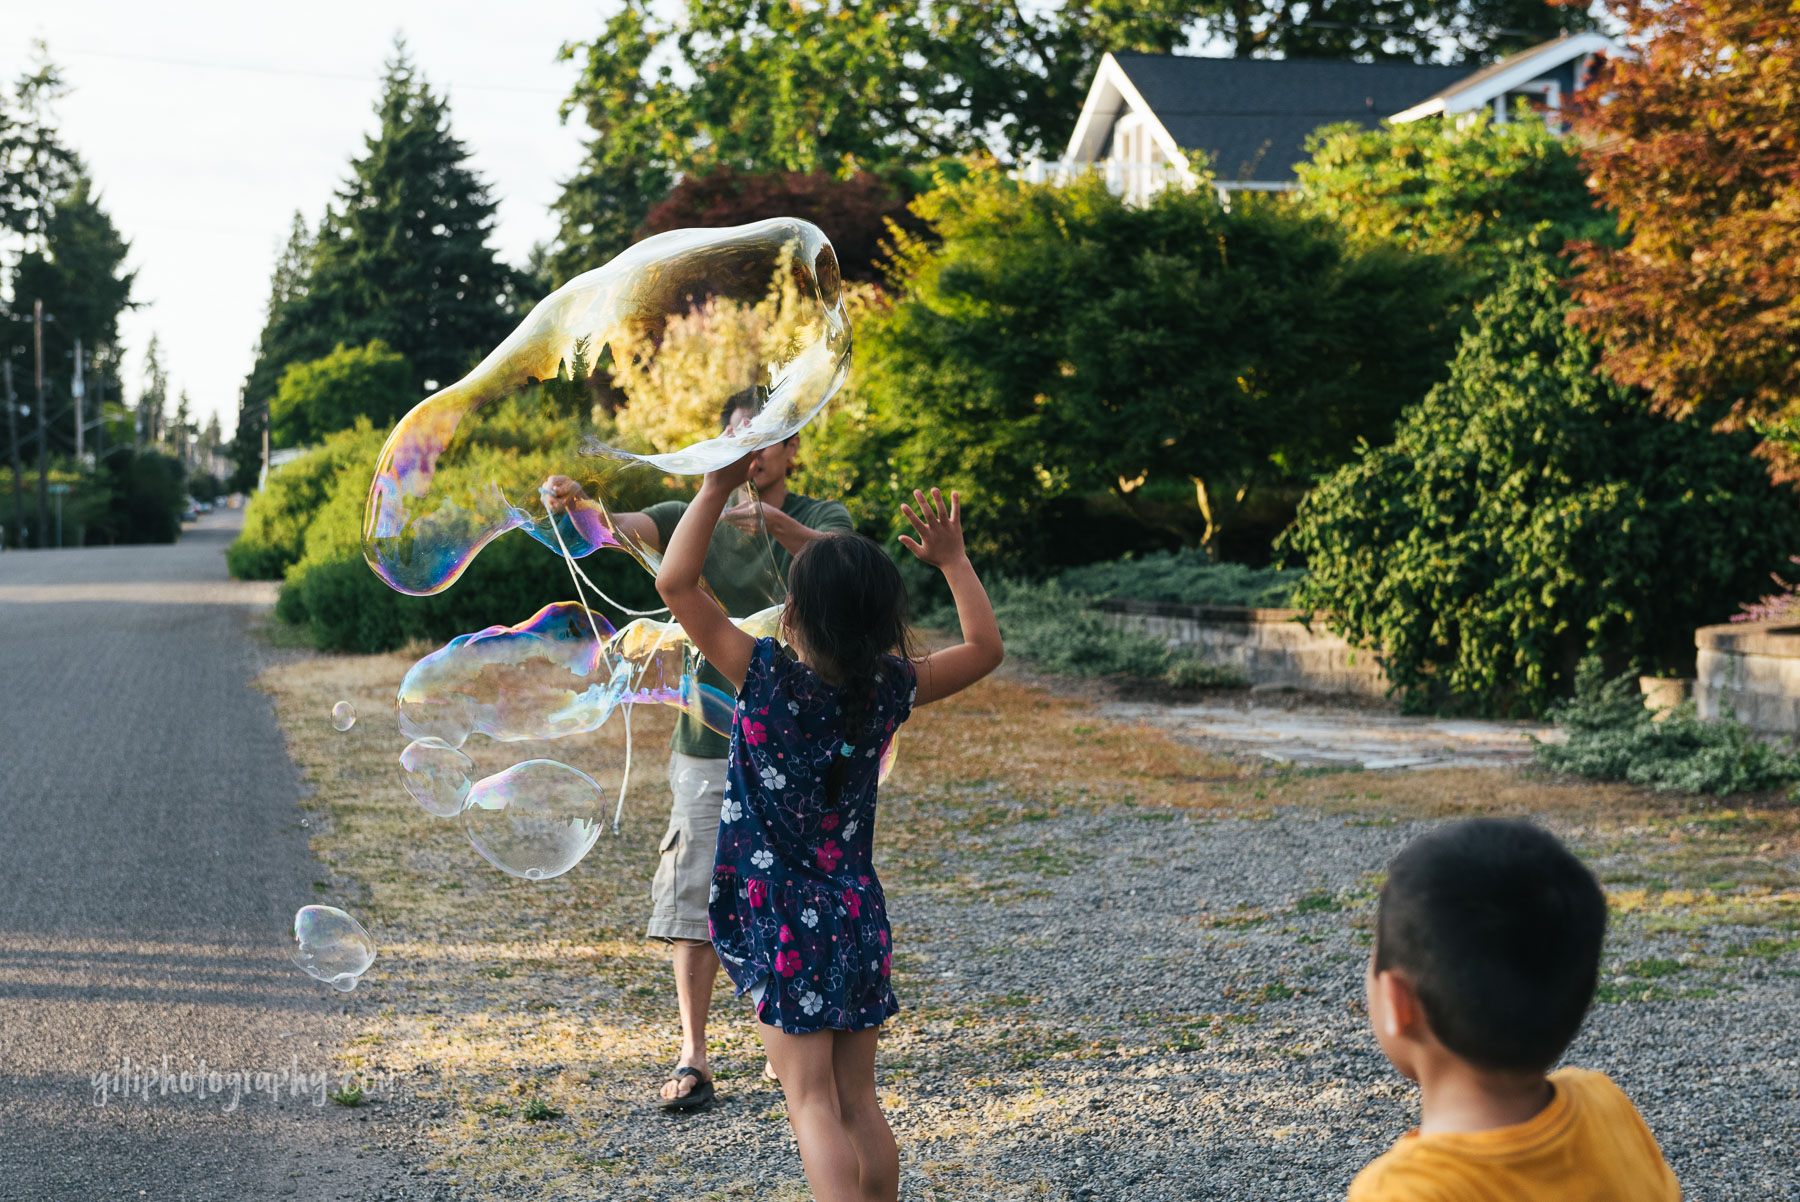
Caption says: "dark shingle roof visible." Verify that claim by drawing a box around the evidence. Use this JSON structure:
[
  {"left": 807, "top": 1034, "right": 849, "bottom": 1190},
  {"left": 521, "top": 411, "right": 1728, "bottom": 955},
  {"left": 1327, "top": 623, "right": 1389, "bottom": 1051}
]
[{"left": 1110, "top": 54, "right": 1470, "bottom": 182}]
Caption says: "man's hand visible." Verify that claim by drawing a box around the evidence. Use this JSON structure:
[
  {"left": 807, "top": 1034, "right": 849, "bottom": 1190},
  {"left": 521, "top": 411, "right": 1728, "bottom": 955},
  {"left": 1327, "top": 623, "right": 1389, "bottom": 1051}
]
[
  {"left": 722, "top": 499, "right": 779, "bottom": 536},
  {"left": 898, "top": 488, "right": 967, "bottom": 568},
  {"left": 541, "top": 475, "right": 589, "bottom": 515}
]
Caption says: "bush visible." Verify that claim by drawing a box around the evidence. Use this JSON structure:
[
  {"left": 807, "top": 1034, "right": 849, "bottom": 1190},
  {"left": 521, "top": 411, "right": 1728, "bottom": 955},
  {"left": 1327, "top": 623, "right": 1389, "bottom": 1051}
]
[
  {"left": 241, "top": 400, "right": 679, "bottom": 654},
  {"left": 271, "top": 341, "right": 415, "bottom": 448},
  {"left": 1297, "top": 114, "right": 1613, "bottom": 290},
  {"left": 1280, "top": 259, "right": 1800, "bottom": 715},
  {"left": 1057, "top": 552, "right": 1302, "bottom": 607},
  {"left": 639, "top": 166, "right": 925, "bottom": 283},
  {"left": 227, "top": 421, "right": 388, "bottom": 580},
  {"left": 1536, "top": 659, "right": 1800, "bottom": 796},
  {"left": 1163, "top": 655, "right": 1247, "bottom": 690},
  {"left": 793, "top": 169, "right": 1463, "bottom": 569},
  {"left": 923, "top": 577, "right": 1242, "bottom": 686}
]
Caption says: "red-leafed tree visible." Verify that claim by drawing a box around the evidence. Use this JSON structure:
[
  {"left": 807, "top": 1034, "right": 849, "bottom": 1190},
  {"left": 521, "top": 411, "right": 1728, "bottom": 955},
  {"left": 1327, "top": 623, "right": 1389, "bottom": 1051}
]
[
  {"left": 638, "top": 166, "right": 925, "bottom": 283},
  {"left": 1565, "top": 0, "right": 1800, "bottom": 477}
]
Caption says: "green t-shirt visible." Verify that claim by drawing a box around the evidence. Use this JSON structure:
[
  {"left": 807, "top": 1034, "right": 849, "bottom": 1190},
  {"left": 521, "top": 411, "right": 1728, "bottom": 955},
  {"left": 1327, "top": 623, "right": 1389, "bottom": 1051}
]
[{"left": 645, "top": 491, "right": 852, "bottom": 758}]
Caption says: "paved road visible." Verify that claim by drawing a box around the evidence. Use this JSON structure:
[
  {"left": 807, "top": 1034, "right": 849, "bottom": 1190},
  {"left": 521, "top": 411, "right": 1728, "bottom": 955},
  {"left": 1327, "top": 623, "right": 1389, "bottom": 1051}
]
[{"left": 0, "top": 512, "right": 402, "bottom": 1200}]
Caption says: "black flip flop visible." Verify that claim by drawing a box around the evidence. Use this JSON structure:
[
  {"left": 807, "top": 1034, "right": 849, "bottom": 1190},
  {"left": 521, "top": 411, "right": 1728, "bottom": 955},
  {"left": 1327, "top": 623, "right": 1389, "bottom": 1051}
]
[{"left": 659, "top": 1065, "right": 714, "bottom": 1112}]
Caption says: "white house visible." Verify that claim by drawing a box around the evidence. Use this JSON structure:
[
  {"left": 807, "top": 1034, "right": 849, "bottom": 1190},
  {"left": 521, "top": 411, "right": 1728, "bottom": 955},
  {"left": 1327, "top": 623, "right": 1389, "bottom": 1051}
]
[{"left": 1028, "top": 33, "right": 1618, "bottom": 204}]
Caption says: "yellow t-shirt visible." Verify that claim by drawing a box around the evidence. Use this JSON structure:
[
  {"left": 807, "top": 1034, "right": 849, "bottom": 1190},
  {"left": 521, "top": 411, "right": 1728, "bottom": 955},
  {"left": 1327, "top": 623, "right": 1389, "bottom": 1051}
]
[{"left": 1348, "top": 1068, "right": 1679, "bottom": 1202}]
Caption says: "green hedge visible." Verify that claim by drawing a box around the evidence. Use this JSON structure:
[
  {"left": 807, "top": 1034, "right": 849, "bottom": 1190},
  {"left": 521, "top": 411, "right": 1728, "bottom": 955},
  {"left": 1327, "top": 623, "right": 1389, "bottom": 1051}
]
[
  {"left": 227, "top": 421, "right": 387, "bottom": 580},
  {"left": 1057, "top": 552, "right": 1302, "bottom": 607},
  {"left": 234, "top": 402, "right": 680, "bottom": 654}
]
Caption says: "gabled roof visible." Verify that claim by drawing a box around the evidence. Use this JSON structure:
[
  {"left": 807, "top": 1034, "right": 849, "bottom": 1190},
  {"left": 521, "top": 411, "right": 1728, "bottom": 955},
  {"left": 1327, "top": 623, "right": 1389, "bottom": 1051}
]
[
  {"left": 1066, "top": 53, "right": 1469, "bottom": 184},
  {"left": 1390, "top": 32, "right": 1617, "bottom": 121}
]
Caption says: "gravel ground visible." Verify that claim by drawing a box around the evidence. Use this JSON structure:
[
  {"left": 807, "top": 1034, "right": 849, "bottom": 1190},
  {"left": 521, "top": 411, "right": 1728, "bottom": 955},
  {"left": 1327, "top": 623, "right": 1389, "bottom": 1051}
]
[{"left": 327, "top": 792, "right": 1798, "bottom": 1201}]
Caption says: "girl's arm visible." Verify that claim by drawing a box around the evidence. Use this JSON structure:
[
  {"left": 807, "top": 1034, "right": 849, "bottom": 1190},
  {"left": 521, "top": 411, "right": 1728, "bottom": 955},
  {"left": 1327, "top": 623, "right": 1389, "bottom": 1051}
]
[
  {"left": 898, "top": 488, "right": 1004, "bottom": 706},
  {"left": 655, "top": 458, "right": 757, "bottom": 690}
]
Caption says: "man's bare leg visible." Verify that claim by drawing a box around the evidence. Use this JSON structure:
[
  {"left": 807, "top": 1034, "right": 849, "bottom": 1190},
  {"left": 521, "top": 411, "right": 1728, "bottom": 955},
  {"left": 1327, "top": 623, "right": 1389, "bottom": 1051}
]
[{"left": 660, "top": 939, "right": 719, "bottom": 1102}]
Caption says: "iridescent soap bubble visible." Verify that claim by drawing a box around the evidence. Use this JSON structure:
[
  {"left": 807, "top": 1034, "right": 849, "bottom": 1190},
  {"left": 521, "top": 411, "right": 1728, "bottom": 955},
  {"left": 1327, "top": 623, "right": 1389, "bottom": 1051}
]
[
  {"left": 397, "top": 601, "right": 619, "bottom": 748},
  {"left": 399, "top": 738, "right": 474, "bottom": 817},
  {"left": 361, "top": 219, "right": 849, "bottom": 597},
  {"left": 462, "top": 759, "right": 606, "bottom": 880},
  {"left": 674, "top": 765, "right": 711, "bottom": 800},
  {"left": 291, "top": 905, "right": 376, "bottom": 992},
  {"left": 331, "top": 701, "right": 357, "bottom": 731}
]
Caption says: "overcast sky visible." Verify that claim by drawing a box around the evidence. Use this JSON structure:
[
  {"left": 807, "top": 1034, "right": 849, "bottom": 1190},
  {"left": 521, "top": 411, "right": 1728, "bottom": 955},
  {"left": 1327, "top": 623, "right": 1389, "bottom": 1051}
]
[{"left": 2, "top": 1, "right": 621, "bottom": 429}]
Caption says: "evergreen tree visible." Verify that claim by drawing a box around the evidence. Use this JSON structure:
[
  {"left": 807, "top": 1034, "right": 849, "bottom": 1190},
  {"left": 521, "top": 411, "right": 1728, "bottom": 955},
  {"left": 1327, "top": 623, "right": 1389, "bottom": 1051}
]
[
  {"left": 138, "top": 335, "right": 167, "bottom": 449},
  {"left": 235, "top": 41, "right": 520, "bottom": 477},
  {"left": 8, "top": 172, "right": 135, "bottom": 460}
]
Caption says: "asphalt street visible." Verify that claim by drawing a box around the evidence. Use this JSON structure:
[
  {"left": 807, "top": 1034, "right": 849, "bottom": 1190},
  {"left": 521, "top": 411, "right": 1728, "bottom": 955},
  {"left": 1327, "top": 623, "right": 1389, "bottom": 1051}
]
[{"left": 0, "top": 511, "right": 403, "bottom": 1200}]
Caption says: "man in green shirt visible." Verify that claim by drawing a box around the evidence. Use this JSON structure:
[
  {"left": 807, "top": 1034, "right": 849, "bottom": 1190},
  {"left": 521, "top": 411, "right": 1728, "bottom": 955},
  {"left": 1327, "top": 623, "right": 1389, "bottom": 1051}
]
[{"left": 543, "top": 390, "right": 850, "bottom": 1110}]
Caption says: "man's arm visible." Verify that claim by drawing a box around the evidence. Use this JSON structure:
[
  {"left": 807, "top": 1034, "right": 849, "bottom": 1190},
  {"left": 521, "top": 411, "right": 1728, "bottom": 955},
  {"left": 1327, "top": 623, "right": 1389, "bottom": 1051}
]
[
  {"left": 542, "top": 475, "right": 665, "bottom": 551},
  {"left": 723, "top": 497, "right": 851, "bottom": 555}
]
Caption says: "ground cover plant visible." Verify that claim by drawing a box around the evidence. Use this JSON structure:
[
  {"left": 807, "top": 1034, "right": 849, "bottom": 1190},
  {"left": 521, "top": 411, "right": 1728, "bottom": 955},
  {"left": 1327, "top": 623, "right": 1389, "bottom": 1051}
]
[
  {"left": 1536, "top": 659, "right": 1800, "bottom": 797},
  {"left": 1057, "top": 552, "right": 1301, "bottom": 608}
]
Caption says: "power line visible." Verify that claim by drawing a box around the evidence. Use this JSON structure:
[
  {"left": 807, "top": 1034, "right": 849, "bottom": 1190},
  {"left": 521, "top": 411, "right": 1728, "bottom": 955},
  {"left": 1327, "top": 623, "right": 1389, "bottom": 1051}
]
[{"left": 0, "top": 40, "right": 571, "bottom": 97}]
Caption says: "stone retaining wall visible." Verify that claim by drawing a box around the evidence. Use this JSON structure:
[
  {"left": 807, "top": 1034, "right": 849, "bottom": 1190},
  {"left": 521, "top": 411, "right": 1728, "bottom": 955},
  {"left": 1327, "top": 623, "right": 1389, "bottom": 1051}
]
[
  {"left": 1096, "top": 599, "right": 1390, "bottom": 698},
  {"left": 1695, "top": 620, "right": 1800, "bottom": 735}
]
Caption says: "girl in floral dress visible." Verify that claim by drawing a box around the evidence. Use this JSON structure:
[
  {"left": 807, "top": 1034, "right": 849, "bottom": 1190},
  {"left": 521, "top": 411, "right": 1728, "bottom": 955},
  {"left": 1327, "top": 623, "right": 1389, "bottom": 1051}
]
[{"left": 658, "top": 458, "right": 1003, "bottom": 1202}]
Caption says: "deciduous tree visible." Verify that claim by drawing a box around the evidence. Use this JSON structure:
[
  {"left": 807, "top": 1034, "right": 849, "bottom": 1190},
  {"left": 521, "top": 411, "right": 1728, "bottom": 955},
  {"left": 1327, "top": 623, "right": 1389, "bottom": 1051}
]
[{"left": 1565, "top": 0, "right": 1800, "bottom": 476}]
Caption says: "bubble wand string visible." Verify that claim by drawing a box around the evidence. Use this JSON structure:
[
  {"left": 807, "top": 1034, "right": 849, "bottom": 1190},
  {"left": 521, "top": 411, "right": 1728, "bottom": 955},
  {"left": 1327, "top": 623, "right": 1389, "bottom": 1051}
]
[{"left": 545, "top": 506, "right": 636, "bottom": 832}]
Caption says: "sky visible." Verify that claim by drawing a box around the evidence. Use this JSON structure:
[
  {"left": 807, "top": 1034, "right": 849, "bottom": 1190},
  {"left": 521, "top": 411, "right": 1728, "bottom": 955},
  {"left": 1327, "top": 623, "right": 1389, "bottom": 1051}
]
[{"left": 1, "top": 1, "right": 627, "bottom": 429}]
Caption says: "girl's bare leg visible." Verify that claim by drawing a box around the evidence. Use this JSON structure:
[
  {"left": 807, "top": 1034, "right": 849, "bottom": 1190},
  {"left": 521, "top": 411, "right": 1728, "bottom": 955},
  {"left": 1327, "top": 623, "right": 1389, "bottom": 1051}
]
[
  {"left": 832, "top": 1026, "right": 897, "bottom": 1201},
  {"left": 759, "top": 1022, "right": 891, "bottom": 1202}
]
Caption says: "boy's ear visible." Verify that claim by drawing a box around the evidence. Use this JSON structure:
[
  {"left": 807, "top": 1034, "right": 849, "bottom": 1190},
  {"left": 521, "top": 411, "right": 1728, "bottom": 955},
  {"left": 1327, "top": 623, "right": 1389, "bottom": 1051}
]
[{"left": 1375, "top": 969, "right": 1427, "bottom": 1040}]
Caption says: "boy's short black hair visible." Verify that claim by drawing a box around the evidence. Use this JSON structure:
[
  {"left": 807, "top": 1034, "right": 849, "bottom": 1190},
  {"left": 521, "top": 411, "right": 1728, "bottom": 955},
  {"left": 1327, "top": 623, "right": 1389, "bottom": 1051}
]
[
  {"left": 719, "top": 385, "right": 769, "bottom": 432},
  {"left": 1375, "top": 819, "right": 1606, "bottom": 1073}
]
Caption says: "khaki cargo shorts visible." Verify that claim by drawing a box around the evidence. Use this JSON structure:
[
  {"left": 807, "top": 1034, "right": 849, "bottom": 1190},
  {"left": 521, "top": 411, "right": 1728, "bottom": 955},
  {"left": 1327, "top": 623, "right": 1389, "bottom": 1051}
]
[{"left": 646, "top": 752, "right": 727, "bottom": 943}]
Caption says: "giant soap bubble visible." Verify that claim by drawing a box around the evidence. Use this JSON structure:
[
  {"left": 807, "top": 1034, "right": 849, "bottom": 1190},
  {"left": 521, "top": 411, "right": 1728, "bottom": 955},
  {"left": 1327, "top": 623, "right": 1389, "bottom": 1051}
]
[
  {"left": 360, "top": 219, "right": 899, "bottom": 879},
  {"left": 291, "top": 905, "right": 376, "bottom": 992},
  {"left": 361, "top": 218, "right": 848, "bottom": 597},
  {"left": 462, "top": 759, "right": 608, "bottom": 880}
]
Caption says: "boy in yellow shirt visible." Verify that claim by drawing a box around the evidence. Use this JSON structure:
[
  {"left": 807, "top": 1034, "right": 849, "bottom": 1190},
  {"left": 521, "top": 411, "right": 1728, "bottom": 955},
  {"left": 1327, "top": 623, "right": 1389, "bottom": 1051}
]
[{"left": 1351, "top": 819, "right": 1680, "bottom": 1201}]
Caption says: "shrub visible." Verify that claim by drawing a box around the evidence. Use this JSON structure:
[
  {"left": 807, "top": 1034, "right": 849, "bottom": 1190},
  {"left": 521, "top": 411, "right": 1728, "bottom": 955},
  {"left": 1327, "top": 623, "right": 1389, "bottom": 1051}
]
[
  {"left": 1164, "top": 655, "right": 1247, "bottom": 690},
  {"left": 1297, "top": 114, "right": 1613, "bottom": 290},
  {"left": 793, "top": 169, "right": 1463, "bottom": 568},
  {"left": 923, "top": 577, "right": 1242, "bottom": 685},
  {"left": 1536, "top": 659, "right": 1800, "bottom": 796},
  {"left": 638, "top": 166, "right": 924, "bottom": 282},
  {"left": 271, "top": 341, "right": 414, "bottom": 448},
  {"left": 227, "top": 421, "right": 387, "bottom": 580},
  {"left": 1057, "top": 552, "right": 1302, "bottom": 608},
  {"left": 248, "top": 400, "right": 678, "bottom": 654},
  {"left": 97, "top": 450, "right": 187, "bottom": 545},
  {"left": 1280, "top": 259, "right": 1800, "bottom": 715}
]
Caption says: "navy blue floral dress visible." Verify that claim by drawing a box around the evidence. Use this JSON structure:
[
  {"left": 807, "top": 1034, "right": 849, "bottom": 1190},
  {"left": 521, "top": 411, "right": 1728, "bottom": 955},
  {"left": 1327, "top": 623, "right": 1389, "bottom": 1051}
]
[{"left": 708, "top": 637, "right": 916, "bottom": 1033}]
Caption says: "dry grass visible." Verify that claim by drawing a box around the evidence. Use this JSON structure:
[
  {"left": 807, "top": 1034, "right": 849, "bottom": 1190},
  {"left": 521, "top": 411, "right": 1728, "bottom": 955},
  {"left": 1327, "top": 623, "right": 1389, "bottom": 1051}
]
[{"left": 257, "top": 637, "right": 1799, "bottom": 1197}]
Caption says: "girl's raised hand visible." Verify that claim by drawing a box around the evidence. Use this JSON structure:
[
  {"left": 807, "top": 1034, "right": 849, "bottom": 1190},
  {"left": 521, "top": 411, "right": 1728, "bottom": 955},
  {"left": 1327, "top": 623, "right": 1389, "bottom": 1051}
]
[
  {"left": 898, "top": 488, "right": 966, "bottom": 568},
  {"left": 702, "top": 451, "right": 754, "bottom": 494}
]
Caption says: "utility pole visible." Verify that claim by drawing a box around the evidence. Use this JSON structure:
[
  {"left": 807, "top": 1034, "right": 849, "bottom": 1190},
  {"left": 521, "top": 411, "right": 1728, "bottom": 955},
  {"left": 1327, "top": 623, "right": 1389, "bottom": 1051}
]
[
  {"left": 5, "top": 361, "right": 21, "bottom": 549},
  {"left": 261, "top": 406, "right": 271, "bottom": 489},
  {"left": 34, "top": 299, "right": 47, "bottom": 551},
  {"left": 71, "top": 337, "right": 85, "bottom": 461},
  {"left": 93, "top": 347, "right": 106, "bottom": 463}
]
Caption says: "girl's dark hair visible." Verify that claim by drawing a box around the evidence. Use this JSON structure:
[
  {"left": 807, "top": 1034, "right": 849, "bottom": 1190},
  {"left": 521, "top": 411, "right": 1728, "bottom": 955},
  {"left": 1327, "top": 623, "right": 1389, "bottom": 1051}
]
[{"left": 784, "top": 533, "right": 914, "bottom": 806}]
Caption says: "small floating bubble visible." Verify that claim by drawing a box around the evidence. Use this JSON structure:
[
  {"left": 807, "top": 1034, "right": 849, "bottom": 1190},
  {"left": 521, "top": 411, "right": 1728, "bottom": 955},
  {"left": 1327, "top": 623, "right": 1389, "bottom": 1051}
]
[
  {"left": 291, "top": 905, "right": 376, "bottom": 992},
  {"left": 400, "top": 738, "right": 475, "bottom": 817},
  {"left": 331, "top": 701, "right": 357, "bottom": 731}
]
